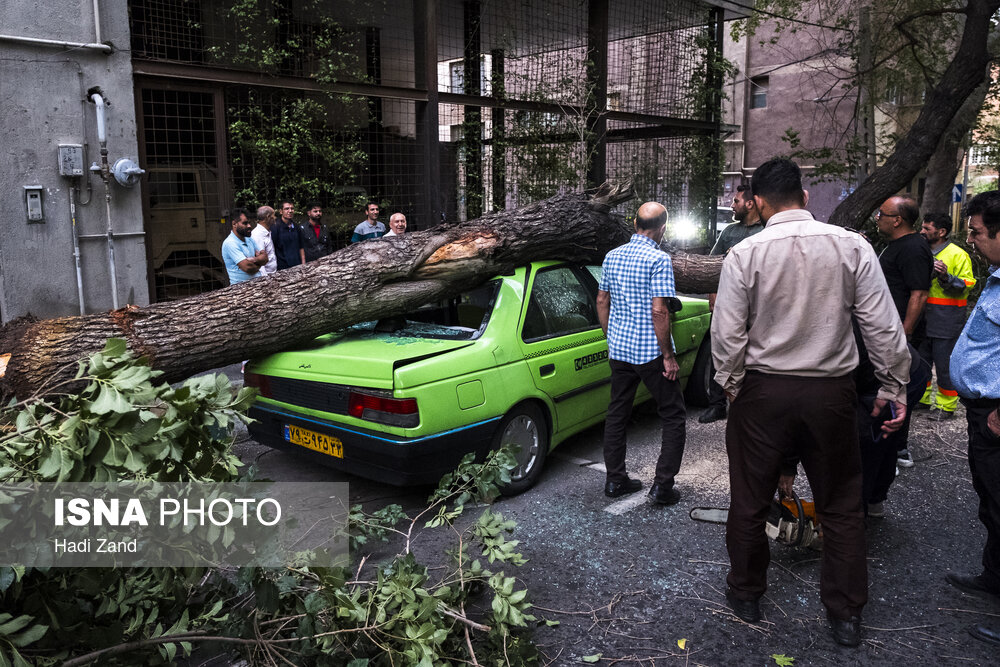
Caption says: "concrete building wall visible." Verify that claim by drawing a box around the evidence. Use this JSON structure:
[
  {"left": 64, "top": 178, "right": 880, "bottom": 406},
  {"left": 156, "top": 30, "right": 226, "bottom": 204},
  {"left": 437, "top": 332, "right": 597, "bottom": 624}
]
[
  {"left": 721, "top": 10, "right": 857, "bottom": 222},
  {"left": 0, "top": 0, "right": 148, "bottom": 323}
]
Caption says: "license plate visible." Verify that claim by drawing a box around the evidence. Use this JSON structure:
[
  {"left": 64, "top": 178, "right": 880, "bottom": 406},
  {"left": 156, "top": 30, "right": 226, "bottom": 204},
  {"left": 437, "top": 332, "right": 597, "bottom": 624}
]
[{"left": 284, "top": 424, "right": 344, "bottom": 458}]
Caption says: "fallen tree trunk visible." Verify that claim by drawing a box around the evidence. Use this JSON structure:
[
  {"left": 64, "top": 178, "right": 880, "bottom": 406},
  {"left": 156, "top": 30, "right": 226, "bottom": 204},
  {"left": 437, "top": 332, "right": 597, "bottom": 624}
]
[{"left": 0, "top": 184, "right": 720, "bottom": 401}]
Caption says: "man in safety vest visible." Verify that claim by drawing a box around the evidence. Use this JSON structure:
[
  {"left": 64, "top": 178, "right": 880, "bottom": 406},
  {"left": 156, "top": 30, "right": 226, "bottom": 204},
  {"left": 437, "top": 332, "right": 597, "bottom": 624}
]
[{"left": 916, "top": 211, "right": 976, "bottom": 420}]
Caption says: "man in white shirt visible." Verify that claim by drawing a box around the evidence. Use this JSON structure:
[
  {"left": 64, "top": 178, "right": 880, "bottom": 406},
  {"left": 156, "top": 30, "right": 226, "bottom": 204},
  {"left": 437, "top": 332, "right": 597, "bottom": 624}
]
[
  {"left": 251, "top": 205, "right": 278, "bottom": 276},
  {"left": 711, "top": 158, "right": 910, "bottom": 647},
  {"left": 384, "top": 212, "right": 407, "bottom": 237}
]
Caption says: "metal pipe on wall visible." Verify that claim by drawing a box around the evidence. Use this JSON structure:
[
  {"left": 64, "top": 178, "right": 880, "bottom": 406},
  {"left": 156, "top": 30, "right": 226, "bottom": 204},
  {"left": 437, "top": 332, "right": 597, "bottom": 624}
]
[
  {"left": 69, "top": 186, "right": 86, "bottom": 315},
  {"left": 92, "top": 0, "right": 102, "bottom": 44},
  {"left": 89, "top": 92, "right": 120, "bottom": 310},
  {"left": 0, "top": 2, "right": 106, "bottom": 53},
  {"left": 102, "top": 180, "right": 119, "bottom": 310},
  {"left": 0, "top": 34, "right": 111, "bottom": 53}
]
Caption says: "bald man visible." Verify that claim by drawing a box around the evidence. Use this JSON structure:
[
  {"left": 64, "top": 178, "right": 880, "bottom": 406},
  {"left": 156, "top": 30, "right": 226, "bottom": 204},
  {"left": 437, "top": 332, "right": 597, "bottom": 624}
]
[
  {"left": 875, "top": 195, "right": 932, "bottom": 469},
  {"left": 596, "top": 201, "right": 686, "bottom": 504},
  {"left": 384, "top": 212, "right": 407, "bottom": 237},
  {"left": 251, "top": 205, "right": 278, "bottom": 276},
  {"left": 875, "top": 195, "right": 932, "bottom": 339}
]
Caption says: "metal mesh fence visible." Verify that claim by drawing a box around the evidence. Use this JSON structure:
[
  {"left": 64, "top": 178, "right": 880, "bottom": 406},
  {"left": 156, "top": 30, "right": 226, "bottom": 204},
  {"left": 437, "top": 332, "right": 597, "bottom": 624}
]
[
  {"left": 130, "top": 0, "right": 721, "bottom": 300},
  {"left": 139, "top": 88, "right": 228, "bottom": 300}
]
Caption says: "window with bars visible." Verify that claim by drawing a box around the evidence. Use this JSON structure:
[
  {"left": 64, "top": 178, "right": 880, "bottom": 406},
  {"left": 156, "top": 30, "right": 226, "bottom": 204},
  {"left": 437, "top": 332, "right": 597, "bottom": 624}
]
[{"left": 750, "top": 76, "right": 768, "bottom": 109}]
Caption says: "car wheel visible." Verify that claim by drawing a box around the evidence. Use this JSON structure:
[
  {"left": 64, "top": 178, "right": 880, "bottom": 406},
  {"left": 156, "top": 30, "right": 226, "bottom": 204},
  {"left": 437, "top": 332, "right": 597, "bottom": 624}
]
[
  {"left": 684, "top": 337, "right": 713, "bottom": 407},
  {"left": 495, "top": 403, "right": 549, "bottom": 496}
]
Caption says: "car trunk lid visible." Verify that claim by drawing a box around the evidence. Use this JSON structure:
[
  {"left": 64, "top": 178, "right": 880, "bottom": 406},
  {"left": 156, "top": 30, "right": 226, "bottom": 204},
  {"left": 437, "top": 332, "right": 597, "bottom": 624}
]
[{"left": 248, "top": 329, "right": 475, "bottom": 390}]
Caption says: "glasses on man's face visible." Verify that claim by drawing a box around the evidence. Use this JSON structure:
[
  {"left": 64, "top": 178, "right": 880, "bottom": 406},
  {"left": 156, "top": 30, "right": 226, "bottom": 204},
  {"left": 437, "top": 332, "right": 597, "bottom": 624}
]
[{"left": 875, "top": 210, "right": 899, "bottom": 220}]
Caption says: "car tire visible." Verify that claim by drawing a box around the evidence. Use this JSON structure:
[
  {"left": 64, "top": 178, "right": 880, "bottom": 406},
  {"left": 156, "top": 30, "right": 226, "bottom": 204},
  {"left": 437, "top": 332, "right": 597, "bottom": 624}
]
[
  {"left": 685, "top": 337, "right": 713, "bottom": 407},
  {"left": 495, "top": 403, "right": 549, "bottom": 496}
]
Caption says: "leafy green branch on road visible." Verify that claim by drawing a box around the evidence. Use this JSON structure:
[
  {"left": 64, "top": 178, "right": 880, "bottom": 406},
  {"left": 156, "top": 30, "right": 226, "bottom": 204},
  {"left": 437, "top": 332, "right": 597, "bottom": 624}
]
[{"left": 0, "top": 340, "right": 540, "bottom": 666}]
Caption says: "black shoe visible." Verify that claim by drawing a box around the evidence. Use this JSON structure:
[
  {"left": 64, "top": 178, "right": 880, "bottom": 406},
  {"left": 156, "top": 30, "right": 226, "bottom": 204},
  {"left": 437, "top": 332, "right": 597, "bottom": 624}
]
[
  {"left": 969, "top": 624, "right": 1000, "bottom": 647},
  {"left": 648, "top": 483, "right": 681, "bottom": 505},
  {"left": 698, "top": 405, "right": 727, "bottom": 424},
  {"left": 828, "top": 613, "right": 862, "bottom": 647},
  {"left": 725, "top": 589, "right": 760, "bottom": 623},
  {"left": 911, "top": 402, "right": 931, "bottom": 412},
  {"left": 604, "top": 478, "right": 642, "bottom": 498},
  {"left": 946, "top": 573, "right": 1000, "bottom": 600}
]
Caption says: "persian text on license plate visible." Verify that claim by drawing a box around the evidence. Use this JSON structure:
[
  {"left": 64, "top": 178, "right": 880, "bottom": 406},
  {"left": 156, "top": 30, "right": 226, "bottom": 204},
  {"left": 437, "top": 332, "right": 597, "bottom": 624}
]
[{"left": 284, "top": 424, "right": 344, "bottom": 458}]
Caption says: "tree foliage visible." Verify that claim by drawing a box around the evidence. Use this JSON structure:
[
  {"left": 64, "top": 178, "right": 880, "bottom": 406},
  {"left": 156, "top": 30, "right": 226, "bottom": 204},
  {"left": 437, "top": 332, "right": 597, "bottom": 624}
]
[
  {"left": 208, "top": 0, "right": 373, "bottom": 212},
  {"left": 0, "top": 341, "right": 539, "bottom": 665},
  {"left": 731, "top": 0, "right": 1000, "bottom": 222}
]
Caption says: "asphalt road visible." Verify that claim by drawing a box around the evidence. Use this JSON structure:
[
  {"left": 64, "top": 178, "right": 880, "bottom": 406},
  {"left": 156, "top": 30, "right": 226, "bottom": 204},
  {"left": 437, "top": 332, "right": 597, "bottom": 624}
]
[{"left": 214, "top": 363, "right": 999, "bottom": 666}]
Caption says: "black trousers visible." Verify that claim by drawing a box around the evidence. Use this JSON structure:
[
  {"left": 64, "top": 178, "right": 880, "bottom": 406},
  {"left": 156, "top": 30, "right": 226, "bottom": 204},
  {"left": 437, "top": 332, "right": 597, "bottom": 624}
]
[
  {"left": 962, "top": 397, "right": 1000, "bottom": 589},
  {"left": 708, "top": 373, "right": 727, "bottom": 409},
  {"left": 603, "top": 356, "right": 686, "bottom": 487},
  {"left": 863, "top": 355, "right": 931, "bottom": 504},
  {"left": 726, "top": 372, "right": 867, "bottom": 619},
  {"left": 707, "top": 336, "right": 728, "bottom": 409}
]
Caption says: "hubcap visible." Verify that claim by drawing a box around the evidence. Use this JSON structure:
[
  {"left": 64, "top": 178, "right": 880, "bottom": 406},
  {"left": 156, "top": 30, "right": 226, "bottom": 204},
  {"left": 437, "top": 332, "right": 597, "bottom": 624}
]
[{"left": 502, "top": 414, "right": 540, "bottom": 481}]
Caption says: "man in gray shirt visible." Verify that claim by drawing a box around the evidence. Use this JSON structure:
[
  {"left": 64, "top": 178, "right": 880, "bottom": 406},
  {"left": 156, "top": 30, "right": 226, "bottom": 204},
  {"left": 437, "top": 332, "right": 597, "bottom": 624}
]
[
  {"left": 712, "top": 158, "right": 909, "bottom": 647},
  {"left": 699, "top": 184, "right": 766, "bottom": 424}
]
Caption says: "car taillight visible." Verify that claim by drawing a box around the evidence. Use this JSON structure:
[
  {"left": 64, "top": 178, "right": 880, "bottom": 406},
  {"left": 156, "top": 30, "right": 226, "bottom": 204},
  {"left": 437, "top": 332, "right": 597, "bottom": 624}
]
[
  {"left": 347, "top": 391, "right": 419, "bottom": 428},
  {"left": 244, "top": 372, "right": 272, "bottom": 398}
]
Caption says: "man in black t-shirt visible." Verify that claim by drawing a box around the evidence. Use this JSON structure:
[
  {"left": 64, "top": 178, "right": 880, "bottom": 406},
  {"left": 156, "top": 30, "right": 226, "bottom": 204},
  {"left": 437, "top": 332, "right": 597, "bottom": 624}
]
[
  {"left": 876, "top": 196, "right": 932, "bottom": 339},
  {"left": 875, "top": 195, "right": 932, "bottom": 469}
]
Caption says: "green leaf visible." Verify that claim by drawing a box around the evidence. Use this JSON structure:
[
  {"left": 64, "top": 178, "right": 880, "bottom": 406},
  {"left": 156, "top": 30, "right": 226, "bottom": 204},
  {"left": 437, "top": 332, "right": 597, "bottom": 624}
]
[
  {"left": 36, "top": 447, "right": 62, "bottom": 479},
  {"left": 103, "top": 338, "right": 128, "bottom": 357},
  {"left": 772, "top": 655, "right": 795, "bottom": 666},
  {"left": 163, "top": 641, "right": 177, "bottom": 662},
  {"left": 9, "top": 623, "right": 48, "bottom": 647},
  {"left": 101, "top": 438, "right": 127, "bottom": 467},
  {"left": 582, "top": 654, "right": 602, "bottom": 663},
  {"left": 0, "top": 615, "right": 33, "bottom": 636},
  {"left": 10, "top": 649, "right": 30, "bottom": 667},
  {"left": 304, "top": 591, "right": 326, "bottom": 615},
  {"left": 90, "top": 384, "right": 130, "bottom": 415}
]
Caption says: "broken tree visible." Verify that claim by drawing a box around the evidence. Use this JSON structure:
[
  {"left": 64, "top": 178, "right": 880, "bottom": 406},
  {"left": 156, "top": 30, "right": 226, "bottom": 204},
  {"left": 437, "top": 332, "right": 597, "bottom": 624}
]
[{"left": 0, "top": 185, "right": 723, "bottom": 401}]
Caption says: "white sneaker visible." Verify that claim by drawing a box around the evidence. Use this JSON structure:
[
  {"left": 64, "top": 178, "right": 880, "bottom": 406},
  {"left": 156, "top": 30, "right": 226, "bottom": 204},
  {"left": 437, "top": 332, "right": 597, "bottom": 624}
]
[{"left": 897, "top": 449, "right": 914, "bottom": 468}]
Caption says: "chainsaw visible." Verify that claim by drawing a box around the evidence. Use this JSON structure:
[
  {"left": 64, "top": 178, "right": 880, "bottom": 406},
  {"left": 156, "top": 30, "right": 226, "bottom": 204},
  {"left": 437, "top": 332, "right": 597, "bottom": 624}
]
[{"left": 690, "top": 492, "right": 823, "bottom": 550}]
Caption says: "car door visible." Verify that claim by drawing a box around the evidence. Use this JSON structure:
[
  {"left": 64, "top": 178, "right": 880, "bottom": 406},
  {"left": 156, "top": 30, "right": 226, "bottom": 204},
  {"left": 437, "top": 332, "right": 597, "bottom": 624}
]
[{"left": 517, "top": 264, "right": 610, "bottom": 435}]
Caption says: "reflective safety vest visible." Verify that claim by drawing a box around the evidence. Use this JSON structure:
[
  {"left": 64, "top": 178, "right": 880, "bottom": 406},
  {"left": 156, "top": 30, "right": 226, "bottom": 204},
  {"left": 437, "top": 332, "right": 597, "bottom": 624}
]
[{"left": 925, "top": 242, "right": 976, "bottom": 338}]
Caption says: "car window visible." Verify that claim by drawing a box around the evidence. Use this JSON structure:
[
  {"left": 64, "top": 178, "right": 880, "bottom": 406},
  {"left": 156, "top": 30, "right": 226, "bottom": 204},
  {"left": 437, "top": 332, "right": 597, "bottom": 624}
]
[
  {"left": 585, "top": 265, "right": 602, "bottom": 285},
  {"left": 522, "top": 267, "right": 600, "bottom": 342},
  {"left": 348, "top": 280, "right": 499, "bottom": 341}
]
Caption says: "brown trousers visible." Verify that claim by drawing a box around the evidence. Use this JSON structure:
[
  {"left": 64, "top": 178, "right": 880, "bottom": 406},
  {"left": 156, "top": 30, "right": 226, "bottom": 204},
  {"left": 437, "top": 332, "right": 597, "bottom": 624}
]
[{"left": 726, "top": 372, "right": 867, "bottom": 619}]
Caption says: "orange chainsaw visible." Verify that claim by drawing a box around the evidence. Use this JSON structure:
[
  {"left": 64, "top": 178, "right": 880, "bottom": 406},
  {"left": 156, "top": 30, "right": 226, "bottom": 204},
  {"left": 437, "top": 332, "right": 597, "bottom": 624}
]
[{"left": 689, "top": 492, "right": 823, "bottom": 550}]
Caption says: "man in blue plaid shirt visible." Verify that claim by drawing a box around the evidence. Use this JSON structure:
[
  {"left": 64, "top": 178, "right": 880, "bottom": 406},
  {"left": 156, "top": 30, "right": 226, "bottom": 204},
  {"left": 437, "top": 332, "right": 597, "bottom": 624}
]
[{"left": 596, "top": 202, "right": 686, "bottom": 504}]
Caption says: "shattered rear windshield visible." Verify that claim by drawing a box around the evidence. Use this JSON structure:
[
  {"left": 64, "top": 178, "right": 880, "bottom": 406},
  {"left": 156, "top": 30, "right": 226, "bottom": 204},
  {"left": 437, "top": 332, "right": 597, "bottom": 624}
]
[{"left": 346, "top": 280, "right": 500, "bottom": 341}]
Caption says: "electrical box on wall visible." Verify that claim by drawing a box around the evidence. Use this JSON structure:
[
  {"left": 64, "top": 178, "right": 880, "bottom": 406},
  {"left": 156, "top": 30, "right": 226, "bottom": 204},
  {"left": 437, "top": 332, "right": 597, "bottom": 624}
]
[
  {"left": 58, "top": 144, "right": 85, "bottom": 177},
  {"left": 24, "top": 186, "right": 44, "bottom": 223}
]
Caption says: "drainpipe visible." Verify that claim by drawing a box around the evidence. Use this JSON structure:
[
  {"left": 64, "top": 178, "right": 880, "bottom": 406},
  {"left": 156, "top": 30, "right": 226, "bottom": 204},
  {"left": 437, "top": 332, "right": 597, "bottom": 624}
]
[
  {"left": 89, "top": 92, "right": 120, "bottom": 310},
  {"left": 69, "top": 185, "right": 85, "bottom": 315},
  {"left": 92, "top": 0, "right": 102, "bottom": 44}
]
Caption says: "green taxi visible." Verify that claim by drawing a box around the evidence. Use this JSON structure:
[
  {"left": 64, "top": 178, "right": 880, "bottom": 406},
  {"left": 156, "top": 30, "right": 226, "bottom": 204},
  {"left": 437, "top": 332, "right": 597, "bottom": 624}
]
[{"left": 246, "top": 261, "right": 712, "bottom": 493}]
